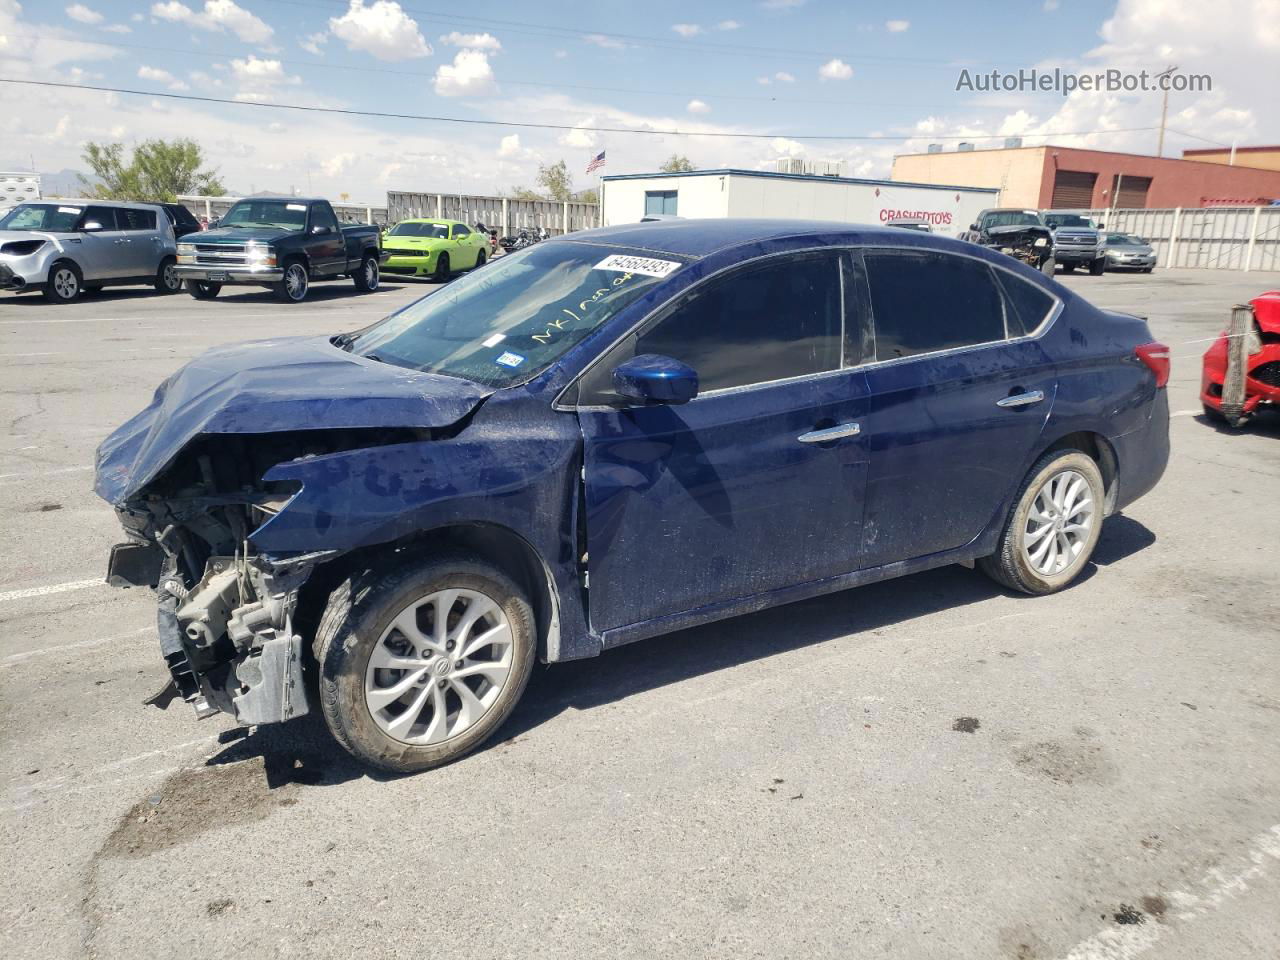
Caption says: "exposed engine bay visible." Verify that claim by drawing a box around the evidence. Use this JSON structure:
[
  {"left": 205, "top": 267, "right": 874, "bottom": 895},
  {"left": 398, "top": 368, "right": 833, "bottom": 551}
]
[
  {"left": 978, "top": 224, "right": 1055, "bottom": 268},
  {"left": 107, "top": 428, "right": 422, "bottom": 723}
]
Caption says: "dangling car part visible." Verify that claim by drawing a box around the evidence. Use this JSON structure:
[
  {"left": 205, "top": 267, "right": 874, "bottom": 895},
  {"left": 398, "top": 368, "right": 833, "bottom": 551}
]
[{"left": 1201, "top": 291, "right": 1280, "bottom": 426}]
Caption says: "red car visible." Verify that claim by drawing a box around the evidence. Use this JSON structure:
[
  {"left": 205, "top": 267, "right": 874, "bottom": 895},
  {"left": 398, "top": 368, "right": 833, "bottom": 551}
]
[{"left": 1202, "top": 290, "right": 1280, "bottom": 423}]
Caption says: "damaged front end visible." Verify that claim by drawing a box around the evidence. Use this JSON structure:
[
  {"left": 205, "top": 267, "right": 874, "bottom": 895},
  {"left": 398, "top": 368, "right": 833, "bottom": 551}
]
[{"left": 981, "top": 224, "right": 1054, "bottom": 267}]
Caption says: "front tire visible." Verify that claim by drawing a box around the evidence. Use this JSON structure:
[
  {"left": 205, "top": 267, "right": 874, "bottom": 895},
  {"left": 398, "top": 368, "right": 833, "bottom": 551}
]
[
  {"left": 1039, "top": 256, "right": 1056, "bottom": 276},
  {"left": 432, "top": 252, "right": 450, "bottom": 283},
  {"left": 274, "top": 259, "right": 309, "bottom": 302},
  {"left": 353, "top": 254, "right": 379, "bottom": 292},
  {"left": 978, "top": 449, "right": 1105, "bottom": 595},
  {"left": 316, "top": 553, "right": 537, "bottom": 774},
  {"left": 1061, "top": 263, "right": 1077, "bottom": 274},
  {"left": 186, "top": 280, "right": 221, "bottom": 299},
  {"left": 43, "top": 260, "right": 82, "bottom": 303},
  {"left": 475, "top": 248, "right": 486, "bottom": 268},
  {"left": 1089, "top": 257, "right": 1106, "bottom": 276},
  {"left": 154, "top": 256, "right": 181, "bottom": 293}
]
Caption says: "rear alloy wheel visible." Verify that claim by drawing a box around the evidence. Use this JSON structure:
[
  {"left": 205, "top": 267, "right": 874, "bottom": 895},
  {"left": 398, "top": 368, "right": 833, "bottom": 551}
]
[
  {"left": 1039, "top": 257, "right": 1056, "bottom": 276},
  {"left": 186, "top": 280, "right": 221, "bottom": 299},
  {"left": 316, "top": 553, "right": 536, "bottom": 774},
  {"left": 433, "top": 252, "right": 450, "bottom": 283},
  {"left": 275, "top": 260, "right": 309, "bottom": 302},
  {"left": 353, "top": 254, "right": 379, "bottom": 292},
  {"left": 43, "top": 261, "right": 81, "bottom": 303},
  {"left": 978, "top": 449, "right": 1104, "bottom": 595},
  {"left": 154, "top": 257, "right": 181, "bottom": 293}
]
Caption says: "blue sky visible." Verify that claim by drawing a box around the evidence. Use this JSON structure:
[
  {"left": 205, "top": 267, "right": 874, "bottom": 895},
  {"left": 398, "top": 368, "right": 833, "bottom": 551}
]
[{"left": 1, "top": 0, "right": 1273, "bottom": 200}]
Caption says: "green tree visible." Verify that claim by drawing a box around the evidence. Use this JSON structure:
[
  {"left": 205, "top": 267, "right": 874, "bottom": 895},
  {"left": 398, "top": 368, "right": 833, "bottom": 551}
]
[
  {"left": 79, "top": 138, "right": 225, "bottom": 202},
  {"left": 575, "top": 188, "right": 599, "bottom": 204},
  {"left": 659, "top": 154, "right": 695, "bottom": 173},
  {"left": 536, "top": 159, "right": 573, "bottom": 202}
]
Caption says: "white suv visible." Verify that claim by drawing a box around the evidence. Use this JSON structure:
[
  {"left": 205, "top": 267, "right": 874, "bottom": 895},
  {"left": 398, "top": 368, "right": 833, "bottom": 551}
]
[{"left": 0, "top": 201, "right": 181, "bottom": 303}]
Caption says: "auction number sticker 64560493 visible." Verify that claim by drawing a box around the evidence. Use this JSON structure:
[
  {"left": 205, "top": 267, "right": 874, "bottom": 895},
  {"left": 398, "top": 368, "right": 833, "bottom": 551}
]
[{"left": 594, "top": 254, "right": 682, "bottom": 278}]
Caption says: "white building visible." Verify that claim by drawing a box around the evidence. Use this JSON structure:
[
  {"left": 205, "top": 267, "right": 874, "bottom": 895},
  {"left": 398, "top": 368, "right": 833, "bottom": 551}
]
[
  {"left": 601, "top": 168, "right": 999, "bottom": 238},
  {"left": 0, "top": 172, "right": 41, "bottom": 212}
]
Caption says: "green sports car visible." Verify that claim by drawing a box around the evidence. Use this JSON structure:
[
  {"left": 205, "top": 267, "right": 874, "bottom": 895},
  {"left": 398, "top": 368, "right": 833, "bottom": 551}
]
[{"left": 380, "top": 218, "right": 490, "bottom": 280}]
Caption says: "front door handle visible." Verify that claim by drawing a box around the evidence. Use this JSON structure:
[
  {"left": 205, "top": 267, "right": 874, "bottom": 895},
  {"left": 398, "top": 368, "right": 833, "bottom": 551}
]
[
  {"left": 798, "top": 422, "right": 861, "bottom": 443},
  {"left": 996, "top": 390, "right": 1045, "bottom": 408}
]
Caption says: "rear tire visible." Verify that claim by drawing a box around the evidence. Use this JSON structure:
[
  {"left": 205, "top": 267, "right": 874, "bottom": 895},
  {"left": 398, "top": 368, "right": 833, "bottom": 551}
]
[
  {"left": 186, "top": 280, "right": 221, "bottom": 299},
  {"left": 433, "top": 252, "right": 450, "bottom": 283},
  {"left": 1039, "top": 257, "right": 1056, "bottom": 276},
  {"left": 274, "top": 259, "right": 309, "bottom": 302},
  {"left": 315, "top": 552, "right": 537, "bottom": 774},
  {"left": 1062, "top": 263, "right": 1077, "bottom": 274},
  {"left": 42, "top": 260, "right": 82, "bottom": 303},
  {"left": 978, "top": 449, "right": 1105, "bottom": 595},
  {"left": 154, "top": 256, "right": 181, "bottom": 294},
  {"left": 475, "top": 249, "right": 486, "bottom": 268},
  {"left": 353, "top": 254, "right": 379, "bottom": 292}
]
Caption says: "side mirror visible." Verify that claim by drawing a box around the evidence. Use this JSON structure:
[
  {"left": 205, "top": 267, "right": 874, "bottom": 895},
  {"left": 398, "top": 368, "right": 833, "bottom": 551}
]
[
  {"left": 81, "top": 220, "right": 105, "bottom": 232},
  {"left": 209, "top": 219, "right": 220, "bottom": 229},
  {"left": 969, "top": 222, "right": 979, "bottom": 231},
  {"left": 1096, "top": 222, "right": 1105, "bottom": 230},
  {"left": 312, "top": 225, "right": 332, "bottom": 235},
  {"left": 613, "top": 354, "right": 699, "bottom": 405}
]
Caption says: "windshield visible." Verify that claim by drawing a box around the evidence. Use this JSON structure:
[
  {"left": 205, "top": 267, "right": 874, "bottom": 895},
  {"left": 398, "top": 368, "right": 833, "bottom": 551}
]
[
  {"left": 1107, "top": 234, "right": 1143, "bottom": 246},
  {"left": 984, "top": 211, "right": 1042, "bottom": 228},
  {"left": 1045, "top": 214, "right": 1095, "bottom": 228},
  {"left": 349, "top": 242, "right": 685, "bottom": 387},
  {"left": 388, "top": 221, "right": 450, "bottom": 239},
  {"left": 0, "top": 203, "right": 85, "bottom": 232},
  {"left": 220, "top": 200, "right": 309, "bottom": 230}
]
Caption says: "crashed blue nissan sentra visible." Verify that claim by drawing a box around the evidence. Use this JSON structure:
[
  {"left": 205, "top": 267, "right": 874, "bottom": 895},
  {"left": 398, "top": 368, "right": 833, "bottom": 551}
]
[{"left": 96, "top": 219, "right": 1170, "bottom": 773}]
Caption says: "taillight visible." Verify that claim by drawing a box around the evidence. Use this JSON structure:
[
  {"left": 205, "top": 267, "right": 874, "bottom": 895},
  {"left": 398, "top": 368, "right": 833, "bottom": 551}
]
[{"left": 1135, "top": 342, "right": 1170, "bottom": 388}]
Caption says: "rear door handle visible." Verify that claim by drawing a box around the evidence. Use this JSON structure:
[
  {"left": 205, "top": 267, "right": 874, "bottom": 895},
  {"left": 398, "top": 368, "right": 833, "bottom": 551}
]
[
  {"left": 996, "top": 390, "right": 1045, "bottom": 408},
  {"left": 798, "top": 422, "right": 861, "bottom": 443}
]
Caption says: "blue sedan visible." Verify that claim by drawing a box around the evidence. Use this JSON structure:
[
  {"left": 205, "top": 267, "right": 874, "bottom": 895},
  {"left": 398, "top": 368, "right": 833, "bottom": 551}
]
[{"left": 96, "top": 219, "right": 1170, "bottom": 773}]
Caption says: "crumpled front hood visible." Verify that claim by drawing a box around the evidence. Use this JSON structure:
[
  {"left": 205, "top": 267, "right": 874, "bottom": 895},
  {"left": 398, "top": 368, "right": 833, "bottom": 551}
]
[
  {"left": 1251, "top": 291, "right": 1280, "bottom": 334},
  {"left": 94, "top": 336, "right": 492, "bottom": 505},
  {"left": 985, "top": 224, "right": 1051, "bottom": 242}
]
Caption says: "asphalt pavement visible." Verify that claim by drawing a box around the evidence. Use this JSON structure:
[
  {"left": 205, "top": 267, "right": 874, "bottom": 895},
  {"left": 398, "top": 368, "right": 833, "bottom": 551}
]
[{"left": 1, "top": 266, "right": 1278, "bottom": 960}]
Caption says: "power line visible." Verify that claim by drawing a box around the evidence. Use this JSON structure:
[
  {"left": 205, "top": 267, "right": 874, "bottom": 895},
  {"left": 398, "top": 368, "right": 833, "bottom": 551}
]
[{"left": 2, "top": 77, "right": 1164, "bottom": 144}]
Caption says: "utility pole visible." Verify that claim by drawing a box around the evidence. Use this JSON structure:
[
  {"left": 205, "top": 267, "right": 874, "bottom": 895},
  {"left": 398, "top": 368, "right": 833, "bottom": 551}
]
[{"left": 1155, "top": 64, "right": 1177, "bottom": 157}]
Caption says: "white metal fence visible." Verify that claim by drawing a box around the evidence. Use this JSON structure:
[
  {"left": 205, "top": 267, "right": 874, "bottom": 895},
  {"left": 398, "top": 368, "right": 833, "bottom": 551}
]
[
  {"left": 1086, "top": 206, "right": 1280, "bottom": 272},
  {"left": 387, "top": 191, "right": 600, "bottom": 236}
]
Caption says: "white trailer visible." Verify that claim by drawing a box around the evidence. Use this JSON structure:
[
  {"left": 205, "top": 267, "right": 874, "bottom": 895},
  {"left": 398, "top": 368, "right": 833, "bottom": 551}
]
[
  {"left": 0, "top": 172, "right": 41, "bottom": 213},
  {"left": 601, "top": 168, "right": 999, "bottom": 239}
]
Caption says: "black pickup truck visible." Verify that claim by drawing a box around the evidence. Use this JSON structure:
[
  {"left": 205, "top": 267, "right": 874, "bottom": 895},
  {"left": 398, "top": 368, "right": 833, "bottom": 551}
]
[
  {"left": 174, "top": 197, "right": 387, "bottom": 302},
  {"left": 959, "top": 208, "right": 1057, "bottom": 275}
]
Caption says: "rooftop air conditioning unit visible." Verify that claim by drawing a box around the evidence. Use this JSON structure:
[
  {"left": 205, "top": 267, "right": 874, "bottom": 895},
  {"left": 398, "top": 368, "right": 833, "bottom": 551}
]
[
  {"left": 1004, "top": 137, "right": 1023, "bottom": 149},
  {"left": 957, "top": 142, "right": 975, "bottom": 152},
  {"left": 927, "top": 143, "right": 943, "bottom": 154}
]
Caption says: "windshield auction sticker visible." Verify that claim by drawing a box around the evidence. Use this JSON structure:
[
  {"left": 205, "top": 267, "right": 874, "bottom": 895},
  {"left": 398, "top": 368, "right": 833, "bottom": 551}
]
[{"left": 593, "top": 254, "right": 681, "bottom": 278}]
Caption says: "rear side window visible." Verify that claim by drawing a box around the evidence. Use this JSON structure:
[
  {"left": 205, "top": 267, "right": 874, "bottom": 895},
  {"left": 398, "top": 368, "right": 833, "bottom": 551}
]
[
  {"left": 117, "top": 208, "right": 157, "bottom": 231},
  {"left": 80, "top": 206, "right": 118, "bottom": 231},
  {"left": 635, "top": 252, "right": 842, "bottom": 392},
  {"left": 995, "top": 270, "right": 1055, "bottom": 337},
  {"left": 864, "top": 252, "right": 1005, "bottom": 360},
  {"left": 166, "top": 204, "right": 200, "bottom": 229}
]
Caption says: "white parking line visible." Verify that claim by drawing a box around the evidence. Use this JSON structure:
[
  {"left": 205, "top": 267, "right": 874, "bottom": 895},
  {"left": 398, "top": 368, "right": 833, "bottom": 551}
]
[
  {"left": 1056, "top": 823, "right": 1280, "bottom": 960},
  {"left": 0, "top": 578, "right": 105, "bottom": 604},
  {"left": 0, "top": 465, "right": 93, "bottom": 483},
  {"left": 0, "top": 627, "right": 150, "bottom": 668}
]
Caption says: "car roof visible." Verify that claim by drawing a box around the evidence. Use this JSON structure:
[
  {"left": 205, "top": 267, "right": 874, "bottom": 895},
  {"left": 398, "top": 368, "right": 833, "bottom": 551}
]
[
  {"left": 560, "top": 218, "right": 942, "bottom": 259},
  {"left": 33, "top": 199, "right": 165, "bottom": 211},
  {"left": 395, "top": 218, "right": 463, "bottom": 226}
]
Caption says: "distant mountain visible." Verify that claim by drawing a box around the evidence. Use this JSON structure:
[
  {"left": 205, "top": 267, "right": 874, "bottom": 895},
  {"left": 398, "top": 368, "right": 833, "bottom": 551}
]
[{"left": 40, "top": 168, "right": 94, "bottom": 198}]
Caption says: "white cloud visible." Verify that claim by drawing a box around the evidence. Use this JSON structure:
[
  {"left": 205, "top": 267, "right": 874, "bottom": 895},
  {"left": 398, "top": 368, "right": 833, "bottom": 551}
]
[
  {"left": 439, "top": 30, "right": 501, "bottom": 51},
  {"left": 886, "top": 19, "right": 910, "bottom": 32},
  {"left": 583, "top": 33, "right": 626, "bottom": 49},
  {"left": 757, "top": 76, "right": 771, "bottom": 85},
  {"left": 138, "top": 65, "right": 189, "bottom": 90},
  {"left": 227, "top": 55, "right": 300, "bottom": 99},
  {"left": 149, "top": 0, "right": 273, "bottom": 45},
  {"left": 321, "top": 152, "right": 357, "bottom": 177},
  {"left": 818, "top": 58, "right": 853, "bottom": 79},
  {"left": 103, "top": 22, "right": 131, "bottom": 33},
  {"left": 554, "top": 49, "right": 568, "bottom": 59},
  {"left": 328, "top": 0, "right": 431, "bottom": 61},
  {"left": 717, "top": 20, "right": 741, "bottom": 30},
  {"left": 771, "top": 136, "right": 806, "bottom": 157},
  {"left": 774, "top": 71, "right": 796, "bottom": 83},
  {"left": 65, "top": 4, "right": 102, "bottom": 24},
  {"left": 1044, "top": 0, "right": 1060, "bottom": 9},
  {"left": 760, "top": 0, "right": 804, "bottom": 8},
  {"left": 686, "top": 98, "right": 711, "bottom": 114},
  {"left": 497, "top": 133, "right": 520, "bottom": 157},
  {"left": 671, "top": 23, "right": 702, "bottom": 37},
  {"left": 300, "top": 32, "right": 327, "bottom": 55},
  {"left": 433, "top": 49, "right": 497, "bottom": 97},
  {"left": 560, "top": 122, "right": 598, "bottom": 149}
]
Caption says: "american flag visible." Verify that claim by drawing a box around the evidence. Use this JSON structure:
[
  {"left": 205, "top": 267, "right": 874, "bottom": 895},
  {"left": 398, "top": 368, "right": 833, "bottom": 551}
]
[{"left": 585, "top": 150, "right": 606, "bottom": 174}]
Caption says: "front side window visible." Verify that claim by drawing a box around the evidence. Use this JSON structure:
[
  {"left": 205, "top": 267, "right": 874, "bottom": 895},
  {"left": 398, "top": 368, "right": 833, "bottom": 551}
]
[
  {"left": 453, "top": 224, "right": 471, "bottom": 237},
  {"left": 864, "top": 251, "right": 1006, "bottom": 360},
  {"left": 311, "top": 204, "right": 340, "bottom": 234},
  {"left": 633, "top": 252, "right": 843, "bottom": 392},
  {"left": 348, "top": 242, "right": 685, "bottom": 387},
  {"left": 644, "top": 190, "right": 678, "bottom": 216}
]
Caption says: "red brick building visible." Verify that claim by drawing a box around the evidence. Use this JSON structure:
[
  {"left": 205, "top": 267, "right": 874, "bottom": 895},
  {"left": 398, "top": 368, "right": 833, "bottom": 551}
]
[{"left": 892, "top": 144, "right": 1280, "bottom": 209}]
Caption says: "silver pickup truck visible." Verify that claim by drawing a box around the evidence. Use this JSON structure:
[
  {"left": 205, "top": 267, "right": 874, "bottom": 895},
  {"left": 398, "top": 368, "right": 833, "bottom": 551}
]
[{"left": 0, "top": 200, "right": 181, "bottom": 303}]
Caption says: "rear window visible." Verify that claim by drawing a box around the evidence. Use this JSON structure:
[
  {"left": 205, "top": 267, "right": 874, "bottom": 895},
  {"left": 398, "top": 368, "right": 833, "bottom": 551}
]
[
  {"left": 995, "top": 271, "right": 1056, "bottom": 337},
  {"left": 117, "top": 208, "right": 157, "bottom": 231}
]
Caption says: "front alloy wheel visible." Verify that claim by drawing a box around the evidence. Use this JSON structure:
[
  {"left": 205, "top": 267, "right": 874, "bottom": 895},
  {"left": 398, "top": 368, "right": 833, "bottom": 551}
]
[
  {"left": 276, "top": 261, "right": 309, "bottom": 302},
  {"left": 43, "top": 262, "right": 81, "bottom": 303}
]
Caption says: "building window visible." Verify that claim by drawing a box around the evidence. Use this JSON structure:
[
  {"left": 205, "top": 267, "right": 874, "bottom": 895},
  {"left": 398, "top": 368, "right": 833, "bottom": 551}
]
[{"left": 644, "top": 190, "right": 678, "bottom": 216}]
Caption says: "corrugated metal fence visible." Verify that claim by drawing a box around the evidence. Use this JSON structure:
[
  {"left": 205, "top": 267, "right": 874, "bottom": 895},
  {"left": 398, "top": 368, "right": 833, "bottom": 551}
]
[
  {"left": 387, "top": 191, "right": 600, "bottom": 236},
  {"left": 1086, "top": 206, "right": 1280, "bottom": 272}
]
